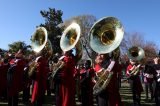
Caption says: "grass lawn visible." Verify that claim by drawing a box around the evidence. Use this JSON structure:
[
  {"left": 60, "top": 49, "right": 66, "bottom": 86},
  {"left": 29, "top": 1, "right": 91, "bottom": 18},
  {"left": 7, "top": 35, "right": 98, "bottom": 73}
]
[
  {"left": 120, "top": 82, "right": 156, "bottom": 106},
  {"left": 0, "top": 81, "right": 156, "bottom": 106}
]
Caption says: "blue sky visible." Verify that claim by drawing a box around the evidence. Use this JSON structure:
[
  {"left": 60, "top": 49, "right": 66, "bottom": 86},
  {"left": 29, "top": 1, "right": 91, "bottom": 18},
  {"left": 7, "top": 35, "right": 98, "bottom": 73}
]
[{"left": 0, "top": 0, "right": 160, "bottom": 50}]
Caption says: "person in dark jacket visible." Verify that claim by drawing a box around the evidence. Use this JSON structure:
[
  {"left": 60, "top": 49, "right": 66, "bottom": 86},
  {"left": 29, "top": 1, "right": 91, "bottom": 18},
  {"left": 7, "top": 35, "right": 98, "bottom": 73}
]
[
  {"left": 143, "top": 63, "right": 154, "bottom": 100},
  {"left": 80, "top": 60, "right": 95, "bottom": 106},
  {"left": 8, "top": 50, "right": 26, "bottom": 106},
  {"left": 153, "top": 57, "right": 160, "bottom": 106}
]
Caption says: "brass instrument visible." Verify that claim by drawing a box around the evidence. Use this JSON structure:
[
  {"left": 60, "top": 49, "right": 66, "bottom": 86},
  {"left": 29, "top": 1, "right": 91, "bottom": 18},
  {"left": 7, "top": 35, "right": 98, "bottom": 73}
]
[
  {"left": 89, "top": 17, "right": 124, "bottom": 95},
  {"left": 60, "top": 23, "right": 83, "bottom": 60},
  {"left": 49, "top": 22, "right": 83, "bottom": 79},
  {"left": 27, "top": 61, "right": 37, "bottom": 79},
  {"left": 128, "top": 64, "right": 141, "bottom": 77},
  {"left": 31, "top": 27, "right": 48, "bottom": 53},
  {"left": 127, "top": 46, "right": 145, "bottom": 77},
  {"left": 89, "top": 17, "right": 124, "bottom": 54},
  {"left": 28, "top": 27, "right": 53, "bottom": 78},
  {"left": 127, "top": 46, "right": 145, "bottom": 61},
  {"left": 48, "top": 60, "right": 65, "bottom": 80}
]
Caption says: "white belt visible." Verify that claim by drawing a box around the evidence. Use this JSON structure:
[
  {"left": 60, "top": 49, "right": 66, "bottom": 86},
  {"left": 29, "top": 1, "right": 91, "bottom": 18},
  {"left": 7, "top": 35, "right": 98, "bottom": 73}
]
[{"left": 144, "top": 73, "right": 154, "bottom": 78}]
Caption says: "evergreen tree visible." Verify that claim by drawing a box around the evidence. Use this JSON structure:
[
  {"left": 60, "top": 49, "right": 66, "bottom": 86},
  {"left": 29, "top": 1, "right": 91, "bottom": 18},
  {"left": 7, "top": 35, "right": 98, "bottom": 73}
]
[{"left": 39, "top": 8, "right": 64, "bottom": 54}]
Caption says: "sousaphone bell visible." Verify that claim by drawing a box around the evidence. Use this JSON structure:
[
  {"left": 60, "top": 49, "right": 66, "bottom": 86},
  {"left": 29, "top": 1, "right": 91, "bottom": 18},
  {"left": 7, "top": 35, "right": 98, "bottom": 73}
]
[
  {"left": 60, "top": 22, "right": 83, "bottom": 61},
  {"left": 127, "top": 46, "right": 145, "bottom": 61},
  {"left": 89, "top": 17, "right": 124, "bottom": 54}
]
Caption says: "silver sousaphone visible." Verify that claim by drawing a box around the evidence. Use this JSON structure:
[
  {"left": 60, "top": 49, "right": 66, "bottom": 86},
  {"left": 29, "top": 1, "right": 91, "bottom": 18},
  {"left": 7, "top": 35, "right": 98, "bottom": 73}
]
[
  {"left": 127, "top": 46, "right": 145, "bottom": 61},
  {"left": 89, "top": 17, "right": 124, "bottom": 95},
  {"left": 28, "top": 27, "right": 53, "bottom": 79},
  {"left": 49, "top": 23, "right": 83, "bottom": 79}
]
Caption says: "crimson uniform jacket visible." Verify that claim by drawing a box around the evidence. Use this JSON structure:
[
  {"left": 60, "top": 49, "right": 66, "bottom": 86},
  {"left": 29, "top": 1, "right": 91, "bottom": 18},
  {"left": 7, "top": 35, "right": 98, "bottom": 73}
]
[
  {"left": 80, "top": 68, "right": 95, "bottom": 88},
  {"left": 8, "top": 58, "right": 26, "bottom": 97},
  {"left": 0, "top": 63, "right": 9, "bottom": 95},
  {"left": 23, "top": 59, "right": 32, "bottom": 90},
  {"left": 126, "top": 64, "right": 143, "bottom": 94},
  {"left": 95, "top": 60, "right": 123, "bottom": 106},
  {"left": 56, "top": 55, "right": 76, "bottom": 106},
  {"left": 31, "top": 56, "right": 48, "bottom": 103},
  {"left": 80, "top": 68, "right": 95, "bottom": 106}
]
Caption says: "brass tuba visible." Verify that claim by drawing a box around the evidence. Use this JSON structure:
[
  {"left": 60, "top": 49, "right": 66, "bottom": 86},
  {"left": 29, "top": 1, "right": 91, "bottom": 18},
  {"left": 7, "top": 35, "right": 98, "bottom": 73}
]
[
  {"left": 60, "top": 22, "right": 83, "bottom": 61},
  {"left": 89, "top": 17, "right": 124, "bottom": 54},
  {"left": 31, "top": 27, "right": 48, "bottom": 53},
  {"left": 49, "top": 23, "right": 83, "bottom": 79},
  {"left": 127, "top": 46, "right": 145, "bottom": 61},
  {"left": 127, "top": 46, "right": 145, "bottom": 77},
  {"left": 28, "top": 27, "right": 53, "bottom": 79},
  {"left": 89, "top": 17, "right": 124, "bottom": 95}
]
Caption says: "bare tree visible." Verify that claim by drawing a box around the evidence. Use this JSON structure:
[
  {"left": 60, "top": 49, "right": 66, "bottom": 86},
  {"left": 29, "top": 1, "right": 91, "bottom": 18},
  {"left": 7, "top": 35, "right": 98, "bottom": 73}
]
[
  {"left": 143, "top": 41, "right": 158, "bottom": 60},
  {"left": 120, "top": 32, "right": 158, "bottom": 62},
  {"left": 121, "top": 32, "right": 144, "bottom": 49}
]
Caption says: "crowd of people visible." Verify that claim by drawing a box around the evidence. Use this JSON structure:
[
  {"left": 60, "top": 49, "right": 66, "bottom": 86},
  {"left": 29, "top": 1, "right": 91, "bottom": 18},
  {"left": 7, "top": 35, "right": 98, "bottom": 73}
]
[{"left": 0, "top": 48, "right": 160, "bottom": 106}]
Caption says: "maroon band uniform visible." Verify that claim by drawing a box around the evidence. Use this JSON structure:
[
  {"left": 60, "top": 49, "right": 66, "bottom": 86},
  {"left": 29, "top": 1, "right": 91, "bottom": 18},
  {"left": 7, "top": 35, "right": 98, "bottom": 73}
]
[
  {"left": 55, "top": 55, "right": 76, "bottom": 106},
  {"left": 95, "top": 60, "right": 123, "bottom": 106},
  {"left": 31, "top": 56, "right": 48, "bottom": 105},
  {"left": 0, "top": 63, "right": 9, "bottom": 96},
  {"left": 80, "top": 66, "right": 95, "bottom": 106}
]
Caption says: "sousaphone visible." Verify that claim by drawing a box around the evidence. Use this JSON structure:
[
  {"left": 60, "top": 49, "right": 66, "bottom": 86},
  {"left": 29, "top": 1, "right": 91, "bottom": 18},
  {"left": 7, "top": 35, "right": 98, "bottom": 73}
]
[
  {"left": 127, "top": 46, "right": 145, "bottom": 61},
  {"left": 60, "top": 22, "right": 83, "bottom": 62},
  {"left": 28, "top": 27, "right": 53, "bottom": 79},
  {"left": 89, "top": 17, "right": 124, "bottom": 95},
  {"left": 49, "top": 23, "right": 83, "bottom": 79},
  {"left": 126, "top": 46, "right": 145, "bottom": 77},
  {"left": 89, "top": 17, "right": 124, "bottom": 54}
]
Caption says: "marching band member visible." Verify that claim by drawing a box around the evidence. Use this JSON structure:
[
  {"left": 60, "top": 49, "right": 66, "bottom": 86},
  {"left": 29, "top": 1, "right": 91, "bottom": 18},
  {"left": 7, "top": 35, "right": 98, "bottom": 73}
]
[
  {"left": 153, "top": 57, "right": 160, "bottom": 106},
  {"left": 31, "top": 52, "right": 48, "bottom": 106},
  {"left": 126, "top": 59, "right": 143, "bottom": 106},
  {"left": 8, "top": 50, "right": 26, "bottom": 106},
  {"left": 143, "top": 62, "right": 154, "bottom": 100},
  {"left": 54, "top": 50, "right": 76, "bottom": 106},
  {"left": 0, "top": 55, "right": 3, "bottom": 66},
  {"left": 0, "top": 54, "right": 9, "bottom": 100},
  {"left": 46, "top": 63, "right": 52, "bottom": 96},
  {"left": 74, "top": 64, "right": 81, "bottom": 102},
  {"left": 94, "top": 54, "right": 107, "bottom": 106},
  {"left": 22, "top": 54, "right": 33, "bottom": 105},
  {"left": 80, "top": 60, "right": 95, "bottom": 106},
  {"left": 94, "top": 53, "right": 123, "bottom": 106}
]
